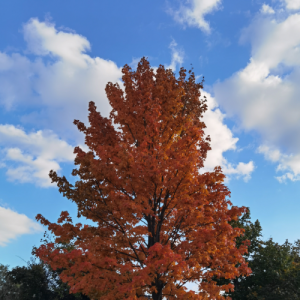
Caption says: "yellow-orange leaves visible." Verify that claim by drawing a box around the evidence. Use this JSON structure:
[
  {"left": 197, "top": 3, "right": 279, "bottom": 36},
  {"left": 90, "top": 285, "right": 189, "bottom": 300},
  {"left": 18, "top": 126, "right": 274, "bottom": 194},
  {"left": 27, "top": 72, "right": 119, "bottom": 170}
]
[{"left": 35, "top": 58, "right": 251, "bottom": 300}]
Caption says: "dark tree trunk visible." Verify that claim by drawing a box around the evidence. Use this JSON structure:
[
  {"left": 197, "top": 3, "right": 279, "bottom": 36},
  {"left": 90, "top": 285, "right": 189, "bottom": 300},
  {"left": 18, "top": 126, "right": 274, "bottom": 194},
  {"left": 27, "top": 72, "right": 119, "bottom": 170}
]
[
  {"left": 152, "top": 279, "right": 163, "bottom": 300},
  {"left": 152, "top": 291, "right": 163, "bottom": 300}
]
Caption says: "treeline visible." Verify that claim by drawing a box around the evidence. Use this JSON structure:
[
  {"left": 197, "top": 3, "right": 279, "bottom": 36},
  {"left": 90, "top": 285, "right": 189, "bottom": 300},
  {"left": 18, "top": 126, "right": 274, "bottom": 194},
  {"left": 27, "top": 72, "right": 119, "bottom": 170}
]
[
  {"left": 221, "top": 209, "right": 300, "bottom": 299},
  {"left": 0, "top": 258, "right": 90, "bottom": 300},
  {"left": 1, "top": 209, "right": 300, "bottom": 300}
]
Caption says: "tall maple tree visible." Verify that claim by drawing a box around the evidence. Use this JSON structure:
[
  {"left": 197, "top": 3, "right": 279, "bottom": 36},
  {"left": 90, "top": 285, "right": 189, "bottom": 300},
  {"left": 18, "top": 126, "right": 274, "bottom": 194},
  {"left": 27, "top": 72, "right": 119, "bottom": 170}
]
[{"left": 35, "top": 58, "right": 251, "bottom": 300}]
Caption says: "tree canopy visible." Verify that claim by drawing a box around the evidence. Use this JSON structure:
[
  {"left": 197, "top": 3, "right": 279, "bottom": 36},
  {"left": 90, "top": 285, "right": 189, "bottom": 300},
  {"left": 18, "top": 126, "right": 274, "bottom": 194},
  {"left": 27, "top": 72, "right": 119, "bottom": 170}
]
[
  {"left": 35, "top": 58, "right": 251, "bottom": 300},
  {"left": 230, "top": 238, "right": 300, "bottom": 299},
  {"left": 0, "top": 259, "right": 90, "bottom": 300},
  {"left": 218, "top": 209, "right": 300, "bottom": 299}
]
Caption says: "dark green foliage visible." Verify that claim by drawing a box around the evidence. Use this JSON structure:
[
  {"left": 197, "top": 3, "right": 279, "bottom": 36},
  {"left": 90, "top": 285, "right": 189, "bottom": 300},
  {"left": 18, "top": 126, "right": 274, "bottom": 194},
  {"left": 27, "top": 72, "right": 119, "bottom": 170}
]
[
  {"left": 232, "top": 239, "right": 300, "bottom": 300},
  {"left": 220, "top": 208, "right": 300, "bottom": 299},
  {"left": 0, "top": 264, "right": 20, "bottom": 300},
  {"left": 7, "top": 261, "right": 53, "bottom": 300},
  {"left": 230, "top": 208, "right": 262, "bottom": 258},
  {"left": 0, "top": 259, "right": 90, "bottom": 300},
  {"left": 215, "top": 208, "right": 263, "bottom": 296}
]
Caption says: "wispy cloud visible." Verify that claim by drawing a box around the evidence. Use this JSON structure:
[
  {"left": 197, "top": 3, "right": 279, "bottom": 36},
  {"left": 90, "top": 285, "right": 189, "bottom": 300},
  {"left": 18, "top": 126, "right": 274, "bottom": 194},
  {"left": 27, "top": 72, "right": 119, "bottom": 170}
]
[
  {"left": 260, "top": 4, "right": 275, "bottom": 14},
  {"left": 168, "top": 0, "right": 222, "bottom": 33},
  {"left": 258, "top": 145, "right": 300, "bottom": 182},
  {"left": 202, "top": 92, "right": 255, "bottom": 181},
  {"left": 0, "top": 125, "right": 74, "bottom": 187},
  {"left": 166, "top": 39, "right": 184, "bottom": 71},
  {"left": 0, "top": 206, "right": 42, "bottom": 246}
]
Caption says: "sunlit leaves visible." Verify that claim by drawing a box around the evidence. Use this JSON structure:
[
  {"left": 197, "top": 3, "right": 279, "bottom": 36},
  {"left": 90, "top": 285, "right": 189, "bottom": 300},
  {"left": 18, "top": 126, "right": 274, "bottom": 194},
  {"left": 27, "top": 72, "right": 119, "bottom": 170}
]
[{"left": 35, "top": 58, "right": 250, "bottom": 300}]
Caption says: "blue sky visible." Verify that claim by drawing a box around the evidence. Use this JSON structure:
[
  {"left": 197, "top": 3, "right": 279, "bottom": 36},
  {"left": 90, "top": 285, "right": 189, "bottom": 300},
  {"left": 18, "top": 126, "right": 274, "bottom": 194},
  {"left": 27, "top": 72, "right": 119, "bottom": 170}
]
[{"left": 1, "top": 0, "right": 300, "bottom": 268}]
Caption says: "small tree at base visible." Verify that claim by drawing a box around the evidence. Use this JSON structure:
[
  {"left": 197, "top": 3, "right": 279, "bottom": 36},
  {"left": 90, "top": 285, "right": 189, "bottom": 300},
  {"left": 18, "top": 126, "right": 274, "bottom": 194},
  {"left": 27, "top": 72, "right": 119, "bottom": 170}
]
[{"left": 35, "top": 58, "right": 251, "bottom": 300}]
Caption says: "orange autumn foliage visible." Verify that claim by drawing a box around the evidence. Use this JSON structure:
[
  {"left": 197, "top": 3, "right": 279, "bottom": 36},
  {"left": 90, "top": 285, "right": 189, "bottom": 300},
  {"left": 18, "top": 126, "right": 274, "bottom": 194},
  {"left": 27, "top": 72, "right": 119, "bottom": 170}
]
[{"left": 35, "top": 58, "right": 251, "bottom": 300}]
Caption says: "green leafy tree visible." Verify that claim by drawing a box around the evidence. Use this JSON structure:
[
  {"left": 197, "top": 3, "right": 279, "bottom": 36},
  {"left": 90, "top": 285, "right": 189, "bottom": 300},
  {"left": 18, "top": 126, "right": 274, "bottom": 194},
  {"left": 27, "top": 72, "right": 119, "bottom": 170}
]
[
  {"left": 218, "top": 210, "right": 300, "bottom": 299},
  {"left": 233, "top": 238, "right": 300, "bottom": 299},
  {"left": 7, "top": 260, "right": 53, "bottom": 300},
  {"left": 228, "top": 208, "right": 262, "bottom": 297},
  {"left": 0, "top": 264, "right": 20, "bottom": 300},
  {"left": 0, "top": 258, "right": 90, "bottom": 300},
  {"left": 230, "top": 208, "right": 262, "bottom": 258},
  {"left": 215, "top": 208, "right": 262, "bottom": 297}
]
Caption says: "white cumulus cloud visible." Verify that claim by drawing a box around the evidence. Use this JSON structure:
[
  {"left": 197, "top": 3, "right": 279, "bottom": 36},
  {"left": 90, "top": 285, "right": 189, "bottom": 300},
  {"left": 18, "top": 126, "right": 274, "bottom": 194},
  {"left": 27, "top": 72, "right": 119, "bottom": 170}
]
[
  {"left": 261, "top": 4, "right": 275, "bottom": 14},
  {"left": 0, "top": 18, "right": 251, "bottom": 185},
  {"left": 169, "top": 0, "right": 222, "bottom": 33},
  {"left": 0, "top": 206, "right": 42, "bottom": 246},
  {"left": 202, "top": 92, "right": 255, "bottom": 181},
  {"left": 214, "top": 9, "right": 300, "bottom": 182},
  {"left": 0, "top": 18, "right": 123, "bottom": 140},
  {"left": 285, "top": 0, "right": 300, "bottom": 10},
  {"left": 0, "top": 19, "right": 189, "bottom": 142},
  {"left": 0, "top": 125, "right": 74, "bottom": 187}
]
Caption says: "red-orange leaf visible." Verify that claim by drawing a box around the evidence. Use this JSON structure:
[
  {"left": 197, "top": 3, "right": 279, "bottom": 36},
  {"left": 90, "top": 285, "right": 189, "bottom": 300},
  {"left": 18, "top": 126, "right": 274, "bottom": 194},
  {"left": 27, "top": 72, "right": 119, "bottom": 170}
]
[{"left": 35, "top": 58, "right": 251, "bottom": 300}]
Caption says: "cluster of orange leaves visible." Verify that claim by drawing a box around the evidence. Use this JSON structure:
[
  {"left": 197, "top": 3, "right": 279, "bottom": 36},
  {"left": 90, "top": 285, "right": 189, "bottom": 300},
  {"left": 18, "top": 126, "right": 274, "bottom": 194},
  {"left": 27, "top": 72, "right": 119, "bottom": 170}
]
[{"left": 35, "top": 58, "right": 251, "bottom": 300}]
